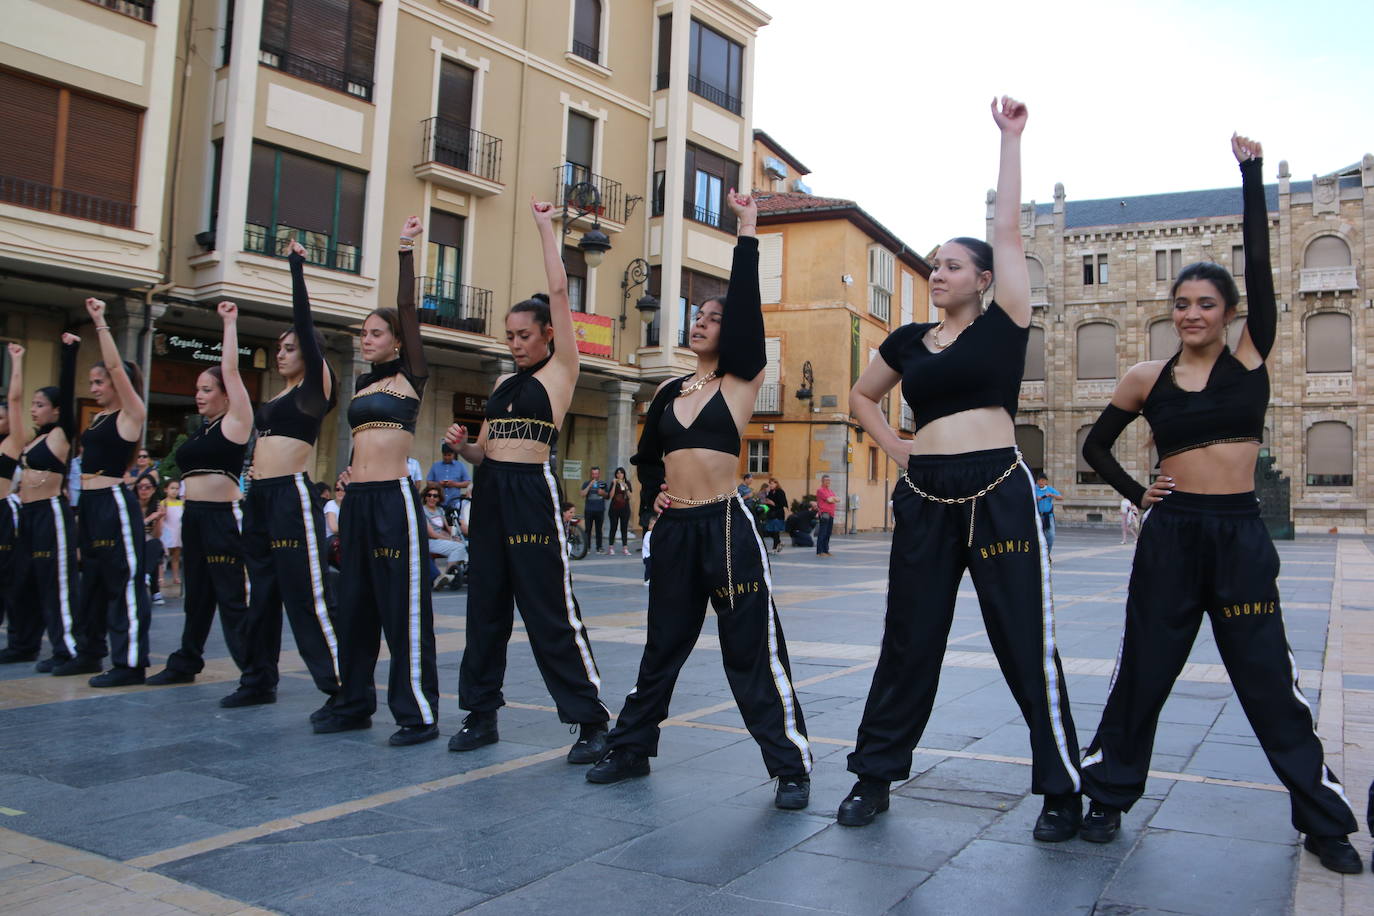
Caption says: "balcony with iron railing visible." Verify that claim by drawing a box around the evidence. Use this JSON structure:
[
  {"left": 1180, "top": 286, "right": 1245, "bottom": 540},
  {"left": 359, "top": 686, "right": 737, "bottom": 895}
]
[
  {"left": 555, "top": 164, "right": 627, "bottom": 227},
  {"left": 84, "top": 0, "right": 153, "bottom": 21},
  {"left": 571, "top": 40, "right": 599, "bottom": 64},
  {"left": 243, "top": 224, "right": 360, "bottom": 273},
  {"left": 687, "top": 75, "right": 741, "bottom": 115},
  {"left": 259, "top": 46, "right": 373, "bottom": 101},
  {"left": 682, "top": 198, "right": 738, "bottom": 235},
  {"left": 754, "top": 382, "right": 782, "bottom": 414},
  {"left": 417, "top": 276, "right": 494, "bottom": 336},
  {"left": 414, "top": 118, "right": 503, "bottom": 196},
  {"left": 0, "top": 176, "right": 134, "bottom": 228}
]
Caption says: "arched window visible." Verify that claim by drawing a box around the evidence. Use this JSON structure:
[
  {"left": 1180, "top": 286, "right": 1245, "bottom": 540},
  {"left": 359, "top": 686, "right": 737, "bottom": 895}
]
[
  {"left": 1306, "top": 421, "right": 1353, "bottom": 486},
  {"left": 572, "top": 0, "right": 602, "bottom": 63},
  {"left": 1076, "top": 425, "right": 1103, "bottom": 485},
  {"left": 1025, "top": 256, "right": 1046, "bottom": 288},
  {"left": 1015, "top": 425, "right": 1044, "bottom": 477},
  {"left": 1304, "top": 235, "right": 1352, "bottom": 268},
  {"left": 1148, "top": 318, "right": 1177, "bottom": 361},
  {"left": 1076, "top": 322, "right": 1117, "bottom": 379},
  {"left": 1306, "top": 312, "right": 1352, "bottom": 373},
  {"left": 1023, "top": 326, "right": 1045, "bottom": 382}
]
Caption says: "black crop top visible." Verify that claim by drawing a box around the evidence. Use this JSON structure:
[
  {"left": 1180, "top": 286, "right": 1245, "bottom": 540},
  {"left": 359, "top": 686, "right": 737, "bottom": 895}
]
[
  {"left": 21, "top": 436, "right": 65, "bottom": 474},
  {"left": 175, "top": 417, "right": 248, "bottom": 481},
  {"left": 349, "top": 250, "right": 428, "bottom": 435},
  {"left": 877, "top": 302, "right": 1028, "bottom": 434},
  {"left": 80, "top": 410, "right": 137, "bottom": 477},
  {"left": 632, "top": 237, "right": 763, "bottom": 511},
  {"left": 484, "top": 355, "right": 558, "bottom": 446},
  {"left": 1082, "top": 158, "right": 1277, "bottom": 508},
  {"left": 0, "top": 453, "right": 16, "bottom": 482},
  {"left": 659, "top": 386, "right": 740, "bottom": 456},
  {"left": 256, "top": 253, "right": 338, "bottom": 445},
  {"left": 24, "top": 339, "right": 80, "bottom": 475}
]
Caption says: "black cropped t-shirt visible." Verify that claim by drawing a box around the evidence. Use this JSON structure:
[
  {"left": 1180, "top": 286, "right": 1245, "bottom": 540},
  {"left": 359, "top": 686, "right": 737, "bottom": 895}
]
[
  {"left": 175, "top": 417, "right": 248, "bottom": 481},
  {"left": 877, "top": 302, "right": 1028, "bottom": 434}
]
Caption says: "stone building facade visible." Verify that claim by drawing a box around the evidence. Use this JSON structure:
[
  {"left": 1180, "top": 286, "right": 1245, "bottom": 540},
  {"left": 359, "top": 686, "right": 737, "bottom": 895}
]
[{"left": 1006, "top": 155, "right": 1374, "bottom": 533}]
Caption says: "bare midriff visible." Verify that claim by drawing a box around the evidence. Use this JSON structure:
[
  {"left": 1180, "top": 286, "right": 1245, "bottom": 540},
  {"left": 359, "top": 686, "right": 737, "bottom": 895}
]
[
  {"left": 19, "top": 471, "right": 63, "bottom": 503},
  {"left": 482, "top": 437, "right": 551, "bottom": 465},
  {"left": 350, "top": 427, "right": 413, "bottom": 482},
  {"left": 182, "top": 474, "right": 242, "bottom": 502},
  {"left": 1158, "top": 441, "right": 1259, "bottom": 494},
  {"left": 908, "top": 406, "right": 1015, "bottom": 457},
  {"left": 251, "top": 437, "right": 315, "bottom": 480},
  {"left": 664, "top": 449, "right": 741, "bottom": 502},
  {"left": 80, "top": 474, "right": 124, "bottom": 492}
]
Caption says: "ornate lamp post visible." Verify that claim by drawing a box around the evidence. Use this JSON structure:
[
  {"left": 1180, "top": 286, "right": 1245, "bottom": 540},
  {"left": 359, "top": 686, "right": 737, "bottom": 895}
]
[{"left": 619, "top": 257, "right": 659, "bottom": 329}]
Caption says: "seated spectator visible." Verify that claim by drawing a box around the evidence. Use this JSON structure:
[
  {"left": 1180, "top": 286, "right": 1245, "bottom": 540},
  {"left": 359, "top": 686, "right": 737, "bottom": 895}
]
[
  {"left": 786, "top": 499, "right": 818, "bottom": 548},
  {"left": 421, "top": 484, "right": 466, "bottom": 589}
]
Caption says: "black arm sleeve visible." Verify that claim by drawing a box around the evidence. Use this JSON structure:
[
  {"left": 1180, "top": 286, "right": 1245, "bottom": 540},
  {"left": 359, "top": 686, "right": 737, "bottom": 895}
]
[
  {"left": 57, "top": 339, "right": 79, "bottom": 440},
  {"left": 630, "top": 379, "right": 683, "bottom": 516},
  {"left": 288, "top": 252, "right": 332, "bottom": 416},
  {"left": 1082, "top": 404, "right": 1147, "bottom": 509},
  {"left": 397, "top": 249, "right": 429, "bottom": 396},
  {"left": 1239, "top": 158, "right": 1276, "bottom": 359},
  {"left": 717, "top": 237, "right": 765, "bottom": 380}
]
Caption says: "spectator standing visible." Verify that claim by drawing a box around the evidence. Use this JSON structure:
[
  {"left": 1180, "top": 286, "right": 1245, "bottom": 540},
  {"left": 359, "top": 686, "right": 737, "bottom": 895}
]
[
  {"left": 607, "top": 467, "right": 633, "bottom": 555},
  {"left": 814, "top": 474, "right": 838, "bottom": 557},
  {"left": 135, "top": 474, "right": 165, "bottom": 605},
  {"left": 737, "top": 472, "right": 754, "bottom": 499},
  {"left": 426, "top": 442, "right": 471, "bottom": 520},
  {"left": 1036, "top": 475, "right": 1063, "bottom": 552},
  {"left": 161, "top": 478, "right": 184, "bottom": 589},
  {"left": 323, "top": 482, "right": 342, "bottom": 536},
  {"left": 124, "top": 448, "right": 159, "bottom": 487},
  {"left": 640, "top": 514, "right": 655, "bottom": 587},
  {"left": 67, "top": 449, "right": 82, "bottom": 508},
  {"left": 579, "top": 465, "right": 609, "bottom": 554},
  {"left": 1119, "top": 496, "right": 1138, "bottom": 544},
  {"left": 406, "top": 456, "right": 424, "bottom": 490}
]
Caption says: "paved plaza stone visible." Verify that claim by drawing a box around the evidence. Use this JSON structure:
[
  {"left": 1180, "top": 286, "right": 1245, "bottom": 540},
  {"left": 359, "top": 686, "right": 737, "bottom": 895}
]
[{"left": 0, "top": 528, "right": 1371, "bottom": 914}]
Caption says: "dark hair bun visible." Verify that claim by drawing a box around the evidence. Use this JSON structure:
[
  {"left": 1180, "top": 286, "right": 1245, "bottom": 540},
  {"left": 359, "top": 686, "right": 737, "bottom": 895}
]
[{"left": 531, "top": 292, "right": 550, "bottom": 304}]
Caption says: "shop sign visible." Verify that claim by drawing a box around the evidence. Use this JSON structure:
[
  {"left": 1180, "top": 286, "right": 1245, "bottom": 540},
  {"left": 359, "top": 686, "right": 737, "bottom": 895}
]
[
  {"left": 562, "top": 459, "right": 583, "bottom": 481},
  {"left": 153, "top": 331, "right": 254, "bottom": 367},
  {"left": 453, "top": 392, "right": 489, "bottom": 416}
]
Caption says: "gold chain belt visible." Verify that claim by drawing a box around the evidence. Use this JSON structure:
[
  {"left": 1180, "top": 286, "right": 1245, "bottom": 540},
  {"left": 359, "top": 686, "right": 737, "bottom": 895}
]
[
  {"left": 664, "top": 490, "right": 741, "bottom": 610},
  {"left": 351, "top": 421, "right": 406, "bottom": 433},
  {"left": 899, "top": 451, "right": 1022, "bottom": 547}
]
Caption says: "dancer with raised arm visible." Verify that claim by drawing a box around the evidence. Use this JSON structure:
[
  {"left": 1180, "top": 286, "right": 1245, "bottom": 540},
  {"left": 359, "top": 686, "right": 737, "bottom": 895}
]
[
  {"left": 0, "top": 346, "right": 26, "bottom": 636},
  {"left": 3, "top": 333, "right": 79, "bottom": 671},
  {"left": 77, "top": 299, "right": 152, "bottom": 685},
  {"left": 145, "top": 303, "right": 255, "bottom": 689},
  {"left": 1079, "top": 135, "right": 1361, "bottom": 873},
  {"left": 584, "top": 190, "right": 813, "bottom": 809},
  {"left": 316, "top": 217, "right": 440, "bottom": 746},
  {"left": 445, "top": 198, "right": 609, "bottom": 762},
  {"left": 838, "top": 98, "right": 1081, "bottom": 839},
  {"left": 232, "top": 240, "right": 343, "bottom": 714}
]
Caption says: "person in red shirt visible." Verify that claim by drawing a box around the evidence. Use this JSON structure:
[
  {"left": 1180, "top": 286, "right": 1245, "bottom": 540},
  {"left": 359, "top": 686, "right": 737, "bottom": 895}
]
[{"left": 813, "top": 475, "right": 838, "bottom": 557}]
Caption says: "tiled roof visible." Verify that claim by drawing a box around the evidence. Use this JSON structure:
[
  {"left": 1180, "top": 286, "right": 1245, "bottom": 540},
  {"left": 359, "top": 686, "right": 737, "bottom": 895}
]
[
  {"left": 1034, "top": 175, "right": 1361, "bottom": 229},
  {"left": 754, "top": 191, "right": 856, "bottom": 213},
  {"left": 753, "top": 191, "right": 930, "bottom": 276}
]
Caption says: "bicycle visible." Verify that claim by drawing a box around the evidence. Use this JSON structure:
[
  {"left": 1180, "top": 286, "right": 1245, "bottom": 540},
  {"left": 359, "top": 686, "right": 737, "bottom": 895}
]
[{"left": 565, "top": 513, "right": 590, "bottom": 560}]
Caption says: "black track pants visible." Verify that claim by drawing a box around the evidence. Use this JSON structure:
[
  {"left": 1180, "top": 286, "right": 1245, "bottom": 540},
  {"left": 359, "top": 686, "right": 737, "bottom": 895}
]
[
  {"left": 165, "top": 501, "right": 252, "bottom": 676},
  {"left": 459, "top": 459, "right": 607, "bottom": 725},
  {"left": 606, "top": 494, "right": 812, "bottom": 777},
  {"left": 10, "top": 497, "right": 78, "bottom": 660},
  {"left": 1082, "top": 491, "right": 1358, "bottom": 837},
  {"left": 240, "top": 473, "right": 341, "bottom": 696},
  {"left": 848, "top": 448, "right": 1081, "bottom": 794},
  {"left": 0, "top": 496, "right": 18, "bottom": 629},
  {"left": 333, "top": 479, "right": 438, "bottom": 727},
  {"left": 78, "top": 486, "right": 150, "bottom": 669}
]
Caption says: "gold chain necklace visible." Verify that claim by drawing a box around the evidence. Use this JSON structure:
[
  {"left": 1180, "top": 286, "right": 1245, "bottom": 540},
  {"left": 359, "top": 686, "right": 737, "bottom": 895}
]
[
  {"left": 930, "top": 317, "right": 976, "bottom": 350},
  {"left": 677, "top": 371, "right": 719, "bottom": 398}
]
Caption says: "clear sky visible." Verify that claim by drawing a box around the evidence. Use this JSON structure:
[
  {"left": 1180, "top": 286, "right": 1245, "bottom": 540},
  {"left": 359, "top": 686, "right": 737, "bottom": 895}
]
[{"left": 752, "top": 0, "right": 1374, "bottom": 254}]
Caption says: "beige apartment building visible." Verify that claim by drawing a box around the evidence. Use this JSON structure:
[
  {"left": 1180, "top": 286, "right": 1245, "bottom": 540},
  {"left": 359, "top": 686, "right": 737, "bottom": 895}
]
[
  {"left": 1, "top": 0, "right": 770, "bottom": 492},
  {"left": 1010, "top": 154, "right": 1374, "bottom": 533}
]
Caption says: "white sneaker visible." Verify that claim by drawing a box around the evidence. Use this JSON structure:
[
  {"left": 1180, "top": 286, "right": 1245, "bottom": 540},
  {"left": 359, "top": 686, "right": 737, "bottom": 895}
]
[{"left": 151, "top": 593, "right": 165, "bottom": 606}]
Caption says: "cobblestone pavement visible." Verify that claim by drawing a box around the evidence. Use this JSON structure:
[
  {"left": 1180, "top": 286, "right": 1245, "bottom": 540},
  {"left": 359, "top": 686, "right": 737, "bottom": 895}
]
[{"left": 0, "top": 529, "right": 1369, "bottom": 915}]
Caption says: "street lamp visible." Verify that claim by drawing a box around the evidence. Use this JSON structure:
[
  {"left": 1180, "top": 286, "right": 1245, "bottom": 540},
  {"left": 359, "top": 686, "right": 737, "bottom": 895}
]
[
  {"left": 620, "top": 257, "right": 660, "bottom": 329},
  {"left": 561, "top": 178, "right": 612, "bottom": 268}
]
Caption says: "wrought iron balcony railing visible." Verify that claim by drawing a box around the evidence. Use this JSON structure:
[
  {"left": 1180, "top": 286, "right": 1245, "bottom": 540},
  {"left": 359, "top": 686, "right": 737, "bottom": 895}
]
[
  {"left": 687, "top": 74, "right": 741, "bottom": 115},
  {"left": 85, "top": 0, "right": 153, "bottom": 22},
  {"left": 419, "top": 118, "right": 502, "bottom": 183},
  {"left": 754, "top": 383, "right": 782, "bottom": 414},
  {"left": 418, "top": 276, "right": 494, "bottom": 336},
  {"left": 259, "top": 45, "right": 373, "bottom": 101},
  {"left": 682, "top": 198, "right": 738, "bottom": 234},
  {"left": 571, "top": 40, "right": 599, "bottom": 63},
  {"left": 555, "top": 164, "right": 627, "bottom": 225},
  {"left": 243, "top": 224, "right": 360, "bottom": 273},
  {"left": 0, "top": 175, "right": 134, "bottom": 228}
]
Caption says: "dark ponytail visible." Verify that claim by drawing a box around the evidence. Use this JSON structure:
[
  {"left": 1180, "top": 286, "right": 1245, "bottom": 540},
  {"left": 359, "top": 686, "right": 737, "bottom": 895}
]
[
  {"left": 947, "top": 237, "right": 994, "bottom": 277},
  {"left": 94, "top": 359, "right": 144, "bottom": 394}
]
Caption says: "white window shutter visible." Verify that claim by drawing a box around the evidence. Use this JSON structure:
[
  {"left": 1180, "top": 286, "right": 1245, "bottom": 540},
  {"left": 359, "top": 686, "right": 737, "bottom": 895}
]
[
  {"left": 764, "top": 337, "right": 781, "bottom": 383},
  {"left": 758, "top": 233, "right": 783, "bottom": 303},
  {"left": 901, "top": 271, "right": 914, "bottom": 325}
]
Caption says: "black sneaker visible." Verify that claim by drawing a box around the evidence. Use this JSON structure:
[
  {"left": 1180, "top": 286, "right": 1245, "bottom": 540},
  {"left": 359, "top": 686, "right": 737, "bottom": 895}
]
[
  {"left": 0, "top": 648, "right": 39, "bottom": 664},
  {"left": 219, "top": 687, "right": 278, "bottom": 708},
  {"left": 586, "top": 748, "right": 650, "bottom": 784},
  {"left": 35, "top": 656, "right": 58, "bottom": 673},
  {"left": 312, "top": 713, "right": 372, "bottom": 734},
  {"left": 52, "top": 656, "right": 102, "bottom": 677},
  {"left": 389, "top": 724, "right": 440, "bottom": 746},
  {"left": 145, "top": 668, "right": 196, "bottom": 686},
  {"left": 1303, "top": 834, "right": 1363, "bottom": 874},
  {"left": 566, "top": 723, "right": 608, "bottom": 764},
  {"left": 89, "top": 667, "right": 146, "bottom": 688},
  {"left": 774, "top": 775, "right": 811, "bottom": 810},
  {"left": 1080, "top": 801, "right": 1121, "bottom": 844},
  {"left": 1033, "top": 793, "right": 1082, "bottom": 842},
  {"left": 448, "top": 711, "right": 498, "bottom": 752},
  {"left": 836, "top": 779, "right": 890, "bottom": 827},
  {"left": 309, "top": 696, "right": 338, "bottom": 724}
]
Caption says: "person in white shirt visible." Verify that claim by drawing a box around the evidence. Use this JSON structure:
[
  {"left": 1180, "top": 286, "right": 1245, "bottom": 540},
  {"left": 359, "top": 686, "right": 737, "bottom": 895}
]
[{"left": 1119, "top": 496, "right": 1138, "bottom": 544}]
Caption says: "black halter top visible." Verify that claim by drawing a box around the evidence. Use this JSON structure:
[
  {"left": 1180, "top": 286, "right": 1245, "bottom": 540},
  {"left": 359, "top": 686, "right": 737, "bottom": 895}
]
[{"left": 484, "top": 355, "right": 558, "bottom": 445}]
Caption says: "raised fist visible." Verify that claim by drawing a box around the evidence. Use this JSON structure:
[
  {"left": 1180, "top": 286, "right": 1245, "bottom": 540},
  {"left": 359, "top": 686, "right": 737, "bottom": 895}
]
[
  {"left": 85, "top": 298, "right": 107, "bottom": 321},
  {"left": 217, "top": 301, "right": 238, "bottom": 321},
  {"left": 288, "top": 239, "right": 307, "bottom": 257},
  {"left": 1231, "top": 133, "right": 1263, "bottom": 164},
  {"left": 401, "top": 216, "right": 424, "bottom": 240},
  {"left": 6, "top": 343, "right": 23, "bottom": 359},
  {"left": 991, "top": 95, "right": 1028, "bottom": 135},
  {"left": 61, "top": 332, "right": 80, "bottom": 346}
]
